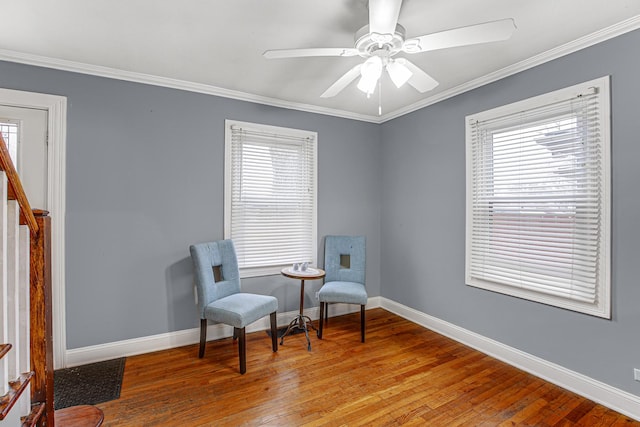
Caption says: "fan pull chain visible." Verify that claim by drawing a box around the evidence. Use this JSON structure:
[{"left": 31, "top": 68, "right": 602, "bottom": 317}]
[{"left": 378, "top": 78, "right": 382, "bottom": 116}]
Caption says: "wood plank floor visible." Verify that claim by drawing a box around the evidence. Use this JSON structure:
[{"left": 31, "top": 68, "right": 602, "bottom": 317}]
[{"left": 97, "top": 308, "right": 639, "bottom": 426}]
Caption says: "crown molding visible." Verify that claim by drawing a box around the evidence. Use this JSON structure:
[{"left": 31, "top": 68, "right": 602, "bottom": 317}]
[
  {"left": 1, "top": 15, "right": 639, "bottom": 125},
  {"left": 379, "top": 14, "right": 640, "bottom": 123},
  {"left": 0, "top": 48, "right": 380, "bottom": 124}
]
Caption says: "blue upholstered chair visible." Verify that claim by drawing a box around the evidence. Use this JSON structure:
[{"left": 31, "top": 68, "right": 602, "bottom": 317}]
[
  {"left": 317, "top": 235, "right": 367, "bottom": 342},
  {"left": 189, "top": 239, "right": 278, "bottom": 374}
]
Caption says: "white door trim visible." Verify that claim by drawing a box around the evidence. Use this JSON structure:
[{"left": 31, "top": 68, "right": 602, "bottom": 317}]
[{"left": 0, "top": 88, "right": 67, "bottom": 369}]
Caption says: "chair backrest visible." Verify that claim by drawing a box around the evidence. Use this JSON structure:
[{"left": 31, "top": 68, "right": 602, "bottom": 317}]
[
  {"left": 324, "top": 235, "right": 366, "bottom": 285},
  {"left": 189, "top": 239, "right": 241, "bottom": 318}
]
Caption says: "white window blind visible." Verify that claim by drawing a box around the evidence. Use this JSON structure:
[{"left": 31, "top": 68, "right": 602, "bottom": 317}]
[
  {"left": 225, "top": 120, "right": 317, "bottom": 278},
  {"left": 465, "top": 77, "right": 610, "bottom": 318}
]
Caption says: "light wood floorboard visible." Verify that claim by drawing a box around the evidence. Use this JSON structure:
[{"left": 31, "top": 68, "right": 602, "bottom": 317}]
[{"left": 97, "top": 308, "right": 639, "bottom": 426}]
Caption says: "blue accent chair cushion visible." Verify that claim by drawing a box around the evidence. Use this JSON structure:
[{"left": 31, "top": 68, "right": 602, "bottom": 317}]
[
  {"left": 317, "top": 281, "right": 367, "bottom": 305},
  {"left": 205, "top": 293, "right": 278, "bottom": 329}
]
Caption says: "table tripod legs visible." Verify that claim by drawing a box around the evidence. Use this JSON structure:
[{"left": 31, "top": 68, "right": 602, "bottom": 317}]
[{"left": 280, "top": 314, "right": 316, "bottom": 351}]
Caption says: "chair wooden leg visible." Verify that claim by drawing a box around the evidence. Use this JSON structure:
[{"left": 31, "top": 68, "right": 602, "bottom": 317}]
[
  {"left": 318, "top": 302, "right": 325, "bottom": 339},
  {"left": 270, "top": 312, "right": 278, "bottom": 352},
  {"left": 199, "top": 319, "right": 207, "bottom": 358},
  {"left": 237, "top": 327, "right": 246, "bottom": 374},
  {"left": 325, "top": 302, "right": 329, "bottom": 325},
  {"left": 360, "top": 305, "right": 366, "bottom": 343}
]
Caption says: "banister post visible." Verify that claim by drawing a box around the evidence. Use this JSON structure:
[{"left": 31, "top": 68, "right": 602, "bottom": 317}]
[{"left": 30, "top": 209, "right": 54, "bottom": 427}]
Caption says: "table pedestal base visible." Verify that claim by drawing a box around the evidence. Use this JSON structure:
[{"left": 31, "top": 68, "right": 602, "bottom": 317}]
[{"left": 280, "top": 314, "right": 316, "bottom": 351}]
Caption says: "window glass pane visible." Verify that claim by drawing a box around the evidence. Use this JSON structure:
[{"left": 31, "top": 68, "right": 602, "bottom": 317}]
[{"left": 0, "top": 121, "right": 19, "bottom": 166}]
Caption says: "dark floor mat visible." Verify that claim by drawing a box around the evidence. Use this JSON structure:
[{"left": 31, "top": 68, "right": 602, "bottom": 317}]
[{"left": 54, "top": 357, "right": 125, "bottom": 409}]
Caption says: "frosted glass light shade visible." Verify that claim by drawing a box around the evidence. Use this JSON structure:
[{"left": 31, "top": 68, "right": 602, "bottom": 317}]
[
  {"left": 357, "top": 56, "right": 382, "bottom": 95},
  {"left": 387, "top": 59, "right": 412, "bottom": 88}
]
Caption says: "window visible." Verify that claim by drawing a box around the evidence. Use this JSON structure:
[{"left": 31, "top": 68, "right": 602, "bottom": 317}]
[
  {"left": 465, "top": 77, "right": 611, "bottom": 318},
  {"left": 225, "top": 120, "right": 317, "bottom": 278},
  {"left": 0, "top": 120, "right": 19, "bottom": 165}
]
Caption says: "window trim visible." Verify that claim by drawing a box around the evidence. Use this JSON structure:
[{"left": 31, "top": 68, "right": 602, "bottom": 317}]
[
  {"left": 224, "top": 119, "right": 318, "bottom": 278},
  {"left": 465, "top": 76, "right": 611, "bottom": 318}
]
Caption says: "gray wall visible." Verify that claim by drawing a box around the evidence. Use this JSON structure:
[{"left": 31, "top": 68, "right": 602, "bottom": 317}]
[
  {"left": 380, "top": 29, "right": 640, "bottom": 397},
  {"left": 0, "top": 61, "right": 382, "bottom": 349}
]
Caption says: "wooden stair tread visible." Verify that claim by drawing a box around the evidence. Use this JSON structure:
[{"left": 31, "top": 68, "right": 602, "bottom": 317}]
[
  {"left": 54, "top": 405, "right": 104, "bottom": 427},
  {"left": 0, "top": 344, "right": 11, "bottom": 359},
  {"left": 21, "top": 402, "right": 45, "bottom": 427},
  {"left": 0, "top": 372, "right": 34, "bottom": 420}
]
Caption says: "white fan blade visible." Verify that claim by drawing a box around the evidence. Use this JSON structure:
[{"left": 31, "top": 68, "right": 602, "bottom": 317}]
[
  {"left": 320, "top": 64, "right": 363, "bottom": 98},
  {"left": 369, "top": 0, "right": 403, "bottom": 35},
  {"left": 395, "top": 58, "right": 438, "bottom": 92},
  {"left": 402, "top": 19, "right": 516, "bottom": 53},
  {"left": 264, "top": 48, "right": 359, "bottom": 59}
]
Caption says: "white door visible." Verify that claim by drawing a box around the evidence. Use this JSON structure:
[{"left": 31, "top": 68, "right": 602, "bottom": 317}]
[
  {"left": 0, "top": 104, "right": 48, "bottom": 420},
  {"left": 0, "top": 105, "right": 48, "bottom": 210},
  {"left": 0, "top": 89, "right": 66, "bottom": 369}
]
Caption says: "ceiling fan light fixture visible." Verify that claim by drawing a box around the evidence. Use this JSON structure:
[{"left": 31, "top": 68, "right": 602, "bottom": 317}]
[
  {"left": 263, "top": 1, "right": 516, "bottom": 102},
  {"left": 357, "top": 56, "right": 383, "bottom": 95},
  {"left": 386, "top": 59, "right": 412, "bottom": 88}
]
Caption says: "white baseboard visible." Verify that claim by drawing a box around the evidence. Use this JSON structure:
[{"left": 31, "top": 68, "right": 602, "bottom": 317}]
[
  {"left": 379, "top": 297, "right": 640, "bottom": 421},
  {"left": 65, "top": 297, "right": 382, "bottom": 367}
]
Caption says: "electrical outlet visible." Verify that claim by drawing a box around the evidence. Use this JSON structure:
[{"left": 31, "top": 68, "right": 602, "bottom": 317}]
[{"left": 634, "top": 368, "right": 640, "bottom": 382}]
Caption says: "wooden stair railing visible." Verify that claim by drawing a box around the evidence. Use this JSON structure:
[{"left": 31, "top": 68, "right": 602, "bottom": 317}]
[{"left": 0, "top": 133, "right": 103, "bottom": 426}]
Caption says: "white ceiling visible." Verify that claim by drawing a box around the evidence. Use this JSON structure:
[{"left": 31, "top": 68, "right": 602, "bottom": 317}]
[{"left": 1, "top": 0, "right": 639, "bottom": 122}]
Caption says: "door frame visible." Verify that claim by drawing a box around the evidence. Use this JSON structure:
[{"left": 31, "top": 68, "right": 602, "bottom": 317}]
[{"left": 0, "top": 88, "right": 67, "bottom": 369}]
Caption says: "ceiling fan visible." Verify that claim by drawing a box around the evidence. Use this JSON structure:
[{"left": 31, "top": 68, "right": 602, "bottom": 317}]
[{"left": 263, "top": 0, "right": 516, "bottom": 99}]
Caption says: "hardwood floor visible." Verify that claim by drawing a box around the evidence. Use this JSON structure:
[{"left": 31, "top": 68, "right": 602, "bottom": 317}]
[{"left": 97, "top": 308, "right": 638, "bottom": 426}]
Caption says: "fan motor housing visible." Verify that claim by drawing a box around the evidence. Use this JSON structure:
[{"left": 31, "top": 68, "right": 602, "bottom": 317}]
[{"left": 355, "top": 24, "right": 406, "bottom": 57}]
